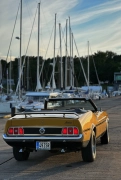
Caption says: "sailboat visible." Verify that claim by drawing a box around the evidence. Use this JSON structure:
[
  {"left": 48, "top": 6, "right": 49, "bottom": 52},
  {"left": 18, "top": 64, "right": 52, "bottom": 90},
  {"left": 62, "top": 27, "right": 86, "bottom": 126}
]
[
  {"left": 36, "top": 2, "right": 42, "bottom": 92},
  {"left": 0, "top": 58, "right": 19, "bottom": 114},
  {"left": 81, "top": 41, "right": 103, "bottom": 99},
  {"left": 0, "top": 0, "right": 24, "bottom": 114},
  {"left": 13, "top": 4, "right": 61, "bottom": 113}
]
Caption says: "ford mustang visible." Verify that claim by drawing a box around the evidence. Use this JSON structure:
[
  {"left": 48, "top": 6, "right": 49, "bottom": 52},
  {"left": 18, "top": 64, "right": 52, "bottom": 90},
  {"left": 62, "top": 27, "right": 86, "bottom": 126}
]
[{"left": 2, "top": 97, "right": 109, "bottom": 162}]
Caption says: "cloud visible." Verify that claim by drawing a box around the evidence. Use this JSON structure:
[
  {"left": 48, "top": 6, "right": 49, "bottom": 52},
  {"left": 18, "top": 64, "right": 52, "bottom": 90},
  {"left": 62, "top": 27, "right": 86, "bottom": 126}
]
[
  {"left": 71, "top": 0, "right": 121, "bottom": 25},
  {"left": 0, "top": 0, "right": 121, "bottom": 62}
]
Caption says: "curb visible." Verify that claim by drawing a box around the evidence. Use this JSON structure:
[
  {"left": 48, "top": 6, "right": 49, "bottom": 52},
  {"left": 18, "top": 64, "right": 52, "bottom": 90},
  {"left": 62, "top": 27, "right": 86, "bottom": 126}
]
[{"left": 3, "top": 114, "right": 11, "bottom": 118}]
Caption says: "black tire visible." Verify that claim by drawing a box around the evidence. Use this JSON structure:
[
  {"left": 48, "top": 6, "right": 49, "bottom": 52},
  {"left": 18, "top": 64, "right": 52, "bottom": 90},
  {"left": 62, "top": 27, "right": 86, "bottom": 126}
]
[
  {"left": 100, "top": 123, "right": 109, "bottom": 144},
  {"left": 81, "top": 131, "right": 96, "bottom": 162},
  {"left": 13, "top": 147, "right": 30, "bottom": 161}
]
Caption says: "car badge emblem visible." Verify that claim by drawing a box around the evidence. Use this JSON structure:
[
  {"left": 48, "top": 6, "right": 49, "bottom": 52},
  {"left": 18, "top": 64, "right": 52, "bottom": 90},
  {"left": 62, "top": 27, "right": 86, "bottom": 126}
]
[{"left": 39, "top": 127, "right": 45, "bottom": 134}]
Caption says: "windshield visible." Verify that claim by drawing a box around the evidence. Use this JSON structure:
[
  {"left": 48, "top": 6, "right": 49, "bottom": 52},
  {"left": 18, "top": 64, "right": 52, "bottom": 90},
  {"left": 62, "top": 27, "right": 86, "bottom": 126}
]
[{"left": 46, "top": 99, "right": 96, "bottom": 112}]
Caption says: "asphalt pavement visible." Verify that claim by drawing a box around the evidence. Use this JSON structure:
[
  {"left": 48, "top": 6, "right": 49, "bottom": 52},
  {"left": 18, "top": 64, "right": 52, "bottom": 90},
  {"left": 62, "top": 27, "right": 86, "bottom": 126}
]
[{"left": 0, "top": 96, "right": 121, "bottom": 180}]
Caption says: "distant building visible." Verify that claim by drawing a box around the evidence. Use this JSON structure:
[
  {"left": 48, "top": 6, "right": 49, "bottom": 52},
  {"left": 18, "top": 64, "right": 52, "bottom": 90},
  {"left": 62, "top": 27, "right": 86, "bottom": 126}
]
[
  {"left": 2, "top": 79, "right": 15, "bottom": 85},
  {"left": 114, "top": 72, "right": 121, "bottom": 90},
  {"left": 7, "top": 79, "right": 15, "bottom": 85}
]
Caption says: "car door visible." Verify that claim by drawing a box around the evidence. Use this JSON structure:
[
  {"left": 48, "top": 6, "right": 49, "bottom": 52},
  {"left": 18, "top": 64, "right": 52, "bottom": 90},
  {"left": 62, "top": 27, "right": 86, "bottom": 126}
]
[{"left": 94, "top": 111, "right": 107, "bottom": 138}]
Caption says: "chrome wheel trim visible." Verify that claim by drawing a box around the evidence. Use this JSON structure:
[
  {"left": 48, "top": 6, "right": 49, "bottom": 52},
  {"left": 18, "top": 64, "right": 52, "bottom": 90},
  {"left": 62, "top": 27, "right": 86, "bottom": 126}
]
[{"left": 92, "top": 132, "right": 96, "bottom": 158}]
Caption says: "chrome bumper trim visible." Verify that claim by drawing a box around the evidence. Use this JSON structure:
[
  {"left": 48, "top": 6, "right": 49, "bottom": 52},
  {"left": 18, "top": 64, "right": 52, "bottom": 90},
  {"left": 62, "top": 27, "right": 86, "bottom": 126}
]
[{"left": 3, "top": 134, "right": 83, "bottom": 140}]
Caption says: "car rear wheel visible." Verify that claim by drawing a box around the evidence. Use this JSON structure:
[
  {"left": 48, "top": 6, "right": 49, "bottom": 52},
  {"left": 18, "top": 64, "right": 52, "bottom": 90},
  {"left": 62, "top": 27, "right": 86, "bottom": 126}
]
[
  {"left": 100, "top": 123, "right": 109, "bottom": 144},
  {"left": 13, "top": 147, "right": 30, "bottom": 161},
  {"left": 81, "top": 131, "right": 96, "bottom": 162}
]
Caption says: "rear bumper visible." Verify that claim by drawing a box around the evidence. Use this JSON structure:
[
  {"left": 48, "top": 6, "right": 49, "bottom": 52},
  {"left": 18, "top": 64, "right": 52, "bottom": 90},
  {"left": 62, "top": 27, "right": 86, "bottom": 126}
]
[
  {"left": 3, "top": 134, "right": 83, "bottom": 142},
  {"left": 2, "top": 134, "right": 83, "bottom": 149}
]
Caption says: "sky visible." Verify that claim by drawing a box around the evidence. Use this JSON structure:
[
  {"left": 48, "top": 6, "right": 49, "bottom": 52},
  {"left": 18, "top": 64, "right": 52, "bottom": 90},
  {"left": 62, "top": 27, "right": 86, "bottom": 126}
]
[{"left": 0, "top": 0, "right": 121, "bottom": 62}]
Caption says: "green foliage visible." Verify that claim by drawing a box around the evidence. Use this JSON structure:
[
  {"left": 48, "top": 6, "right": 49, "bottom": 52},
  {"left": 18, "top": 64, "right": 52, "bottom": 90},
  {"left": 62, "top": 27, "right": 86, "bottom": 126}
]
[{"left": 1, "top": 51, "right": 121, "bottom": 89}]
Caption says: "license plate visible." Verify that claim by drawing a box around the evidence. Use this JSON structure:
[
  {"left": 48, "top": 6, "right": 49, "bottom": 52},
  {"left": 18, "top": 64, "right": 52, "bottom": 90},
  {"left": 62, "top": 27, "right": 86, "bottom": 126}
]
[{"left": 36, "top": 141, "right": 51, "bottom": 150}]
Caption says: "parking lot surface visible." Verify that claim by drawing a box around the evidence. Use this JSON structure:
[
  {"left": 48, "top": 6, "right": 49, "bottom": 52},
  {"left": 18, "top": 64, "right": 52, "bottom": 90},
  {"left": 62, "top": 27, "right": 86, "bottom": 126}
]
[{"left": 0, "top": 96, "right": 121, "bottom": 180}]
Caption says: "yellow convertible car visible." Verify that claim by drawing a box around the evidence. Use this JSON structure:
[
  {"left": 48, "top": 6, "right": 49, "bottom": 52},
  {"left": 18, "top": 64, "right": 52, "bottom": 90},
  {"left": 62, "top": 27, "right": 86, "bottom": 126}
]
[{"left": 3, "top": 97, "right": 109, "bottom": 162}]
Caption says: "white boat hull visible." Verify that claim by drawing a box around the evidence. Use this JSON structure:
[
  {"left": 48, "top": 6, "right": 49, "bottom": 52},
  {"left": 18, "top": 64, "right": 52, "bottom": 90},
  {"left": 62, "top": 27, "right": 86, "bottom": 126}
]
[{"left": 0, "top": 102, "right": 11, "bottom": 113}]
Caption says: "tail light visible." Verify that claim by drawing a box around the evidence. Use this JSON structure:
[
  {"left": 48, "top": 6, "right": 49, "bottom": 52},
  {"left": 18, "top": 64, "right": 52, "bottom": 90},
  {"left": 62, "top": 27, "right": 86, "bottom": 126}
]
[
  {"left": 8, "top": 127, "right": 24, "bottom": 135},
  {"left": 62, "top": 127, "right": 79, "bottom": 135},
  {"left": 73, "top": 127, "right": 79, "bottom": 134},
  {"left": 19, "top": 128, "right": 24, "bottom": 134},
  {"left": 8, "top": 127, "right": 14, "bottom": 134},
  {"left": 62, "top": 127, "right": 68, "bottom": 134}
]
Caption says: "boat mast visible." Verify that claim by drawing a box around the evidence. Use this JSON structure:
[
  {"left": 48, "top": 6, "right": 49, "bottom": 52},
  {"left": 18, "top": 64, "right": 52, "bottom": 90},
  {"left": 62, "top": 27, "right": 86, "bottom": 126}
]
[
  {"left": 18, "top": 0, "right": 22, "bottom": 99},
  {"left": 72, "top": 33, "right": 74, "bottom": 87},
  {"left": 9, "top": 50, "right": 12, "bottom": 92},
  {"left": 7, "top": 69, "right": 8, "bottom": 95},
  {"left": 65, "top": 19, "right": 68, "bottom": 89},
  {"left": 69, "top": 16, "right": 73, "bottom": 88},
  {"left": 87, "top": 41, "right": 89, "bottom": 88},
  {"left": 27, "top": 56, "right": 29, "bottom": 90},
  {"left": 52, "top": 13, "right": 56, "bottom": 90},
  {"left": 59, "top": 23, "right": 63, "bottom": 90},
  {"left": 36, "top": 2, "right": 42, "bottom": 91}
]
